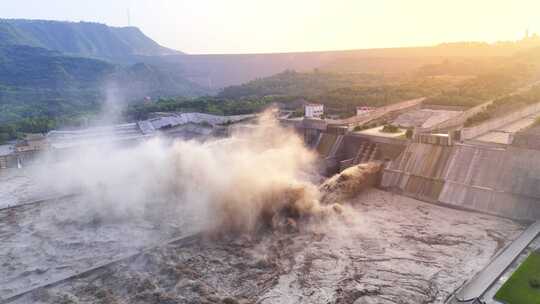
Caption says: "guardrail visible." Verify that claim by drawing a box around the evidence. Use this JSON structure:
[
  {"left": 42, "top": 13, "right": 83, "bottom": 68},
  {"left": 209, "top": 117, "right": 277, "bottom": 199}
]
[{"left": 448, "top": 221, "right": 540, "bottom": 303}]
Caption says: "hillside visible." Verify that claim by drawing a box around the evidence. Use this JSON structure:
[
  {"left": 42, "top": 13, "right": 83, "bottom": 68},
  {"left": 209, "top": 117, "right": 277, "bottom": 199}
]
[
  {"left": 0, "top": 45, "right": 207, "bottom": 125},
  {"left": 213, "top": 70, "right": 456, "bottom": 116},
  {"left": 0, "top": 19, "right": 179, "bottom": 62},
  {"left": 0, "top": 20, "right": 213, "bottom": 142},
  {"left": 216, "top": 45, "right": 540, "bottom": 114},
  {"left": 3, "top": 18, "right": 540, "bottom": 142},
  {"left": 3, "top": 19, "right": 540, "bottom": 91},
  {"left": 218, "top": 70, "right": 387, "bottom": 98},
  {"left": 150, "top": 39, "right": 540, "bottom": 89}
]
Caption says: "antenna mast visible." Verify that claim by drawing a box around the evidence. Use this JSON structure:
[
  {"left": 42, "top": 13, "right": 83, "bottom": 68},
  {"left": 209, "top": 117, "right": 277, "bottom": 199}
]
[{"left": 127, "top": 8, "right": 131, "bottom": 26}]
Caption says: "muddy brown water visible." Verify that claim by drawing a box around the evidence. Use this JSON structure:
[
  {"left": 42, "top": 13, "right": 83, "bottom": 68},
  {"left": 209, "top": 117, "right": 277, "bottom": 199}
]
[{"left": 6, "top": 189, "right": 522, "bottom": 304}]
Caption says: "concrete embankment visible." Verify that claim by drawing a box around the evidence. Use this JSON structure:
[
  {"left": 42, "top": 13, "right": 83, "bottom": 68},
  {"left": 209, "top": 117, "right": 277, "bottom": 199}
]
[{"left": 382, "top": 142, "right": 540, "bottom": 220}]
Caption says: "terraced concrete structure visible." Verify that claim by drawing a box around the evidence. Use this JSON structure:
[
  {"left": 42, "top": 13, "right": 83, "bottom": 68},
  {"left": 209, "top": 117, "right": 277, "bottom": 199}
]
[
  {"left": 382, "top": 139, "right": 540, "bottom": 220},
  {"left": 289, "top": 95, "right": 540, "bottom": 221}
]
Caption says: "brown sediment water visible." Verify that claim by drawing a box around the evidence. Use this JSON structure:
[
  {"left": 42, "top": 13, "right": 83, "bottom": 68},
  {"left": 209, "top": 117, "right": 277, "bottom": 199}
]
[{"left": 10, "top": 189, "right": 522, "bottom": 304}]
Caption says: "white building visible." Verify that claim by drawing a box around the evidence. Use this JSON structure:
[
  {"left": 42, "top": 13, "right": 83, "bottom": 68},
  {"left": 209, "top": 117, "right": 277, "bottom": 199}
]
[
  {"left": 356, "top": 106, "right": 375, "bottom": 116},
  {"left": 304, "top": 103, "right": 324, "bottom": 118}
]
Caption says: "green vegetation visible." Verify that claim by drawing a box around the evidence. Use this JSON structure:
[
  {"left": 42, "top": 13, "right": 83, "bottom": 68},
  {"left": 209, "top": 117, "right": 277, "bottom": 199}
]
[
  {"left": 353, "top": 125, "right": 366, "bottom": 132},
  {"left": 0, "top": 20, "right": 207, "bottom": 144},
  {"left": 533, "top": 116, "right": 540, "bottom": 127},
  {"left": 0, "top": 45, "right": 107, "bottom": 142},
  {"left": 421, "top": 47, "right": 540, "bottom": 108},
  {"left": 219, "top": 49, "right": 540, "bottom": 115},
  {"left": 3, "top": 19, "right": 540, "bottom": 145},
  {"left": 319, "top": 84, "right": 424, "bottom": 115},
  {"left": 1, "top": 94, "right": 264, "bottom": 143},
  {"left": 0, "top": 45, "right": 110, "bottom": 121},
  {"left": 0, "top": 45, "right": 207, "bottom": 143},
  {"left": 219, "top": 70, "right": 460, "bottom": 117},
  {"left": 405, "top": 129, "right": 413, "bottom": 139},
  {"left": 0, "top": 114, "right": 101, "bottom": 144},
  {"left": 495, "top": 251, "right": 540, "bottom": 304},
  {"left": 124, "top": 97, "right": 268, "bottom": 121},
  {"left": 125, "top": 66, "right": 492, "bottom": 131},
  {"left": 193, "top": 46, "right": 540, "bottom": 120},
  {"left": 424, "top": 72, "right": 527, "bottom": 108},
  {"left": 218, "top": 70, "right": 386, "bottom": 98},
  {"left": 127, "top": 71, "right": 454, "bottom": 123},
  {"left": 0, "top": 45, "right": 205, "bottom": 122},
  {"left": 0, "top": 19, "right": 177, "bottom": 61},
  {"left": 464, "top": 111, "right": 492, "bottom": 127},
  {"left": 219, "top": 56, "right": 540, "bottom": 117},
  {"left": 290, "top": 109, "right": 304, "bottom": 118},
  {"left": 381, "top": 124, "right": 400, "bottom": 133}
]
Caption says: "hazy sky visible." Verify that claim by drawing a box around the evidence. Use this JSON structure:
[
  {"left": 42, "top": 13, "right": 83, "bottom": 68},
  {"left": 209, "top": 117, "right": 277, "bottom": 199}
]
[{"left": 1, "top": 0, "right": 539, "bottom": 54}]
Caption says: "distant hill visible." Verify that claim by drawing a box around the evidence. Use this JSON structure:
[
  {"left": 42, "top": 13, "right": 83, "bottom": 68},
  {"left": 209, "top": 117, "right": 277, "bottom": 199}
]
[
  {"left": 3, "top": 18, "right": 540, "bottom": 138},
  {"left": 218, "top": 70, "right": 387, "bottom": 99},
  {"left": 149, "top": 39, "right": 540, "bottom": 89},
  {"left": 0, "top": 45, "right": 207, "bottom": 124},
  {"left": 214, "top": 70, "right": 454, "bottom": 116},
  {"left": 4, "top": 19, "right": 540, "bottom": 91},
  {"left": 215, "top": 44, "right": 540, "bottom": 114},
  {"left": 0, "top": 19, "right": 179, "bottom": 62},
  {"left": 0, "top": 19, "right": 211, "bottom": 126}
]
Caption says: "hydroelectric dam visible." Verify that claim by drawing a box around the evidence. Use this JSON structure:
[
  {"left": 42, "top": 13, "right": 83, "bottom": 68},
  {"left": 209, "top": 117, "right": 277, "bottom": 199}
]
[
  {"left": 289, "top": 97, "right": 540, "bottom": 303},
  {"left": 2, "top": 101, "right": 540, "bottom": 303},
  {"left": 292, "top": 98, "right": 540, "bottom": 222}
]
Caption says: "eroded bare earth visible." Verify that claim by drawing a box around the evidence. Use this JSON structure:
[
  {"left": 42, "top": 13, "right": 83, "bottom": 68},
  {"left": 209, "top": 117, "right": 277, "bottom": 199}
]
[{"left": 15, "top": 189, "right": 522, "bottom": 304}]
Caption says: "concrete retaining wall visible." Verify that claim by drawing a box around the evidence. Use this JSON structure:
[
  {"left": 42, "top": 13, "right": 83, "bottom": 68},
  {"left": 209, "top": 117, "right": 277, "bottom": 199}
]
[
  {"left": 382, "top": 143, "right": 453, "bottom": 202},
  {"left": 382, "top": 142, "right": 540, "bottom": 220},
  {"left": 345, "top": 135, "right": 406, "bottom": 160}
]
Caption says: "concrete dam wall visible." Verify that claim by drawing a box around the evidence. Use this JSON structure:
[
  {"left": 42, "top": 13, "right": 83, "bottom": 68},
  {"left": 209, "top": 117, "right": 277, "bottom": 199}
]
[
  {"left": 382, "top": 143, "right": 451, "bottom": 202},
  {"left": 382, "top": 142, "right": 540, "bottom": 220},
  {"left": 315, "top": 131, "right": 408, "bottom": 175}
]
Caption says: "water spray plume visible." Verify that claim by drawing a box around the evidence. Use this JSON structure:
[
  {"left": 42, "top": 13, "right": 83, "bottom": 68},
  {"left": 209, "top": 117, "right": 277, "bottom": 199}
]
[{"left": 36, "top": 110, "right": 377, "bottom": 235}]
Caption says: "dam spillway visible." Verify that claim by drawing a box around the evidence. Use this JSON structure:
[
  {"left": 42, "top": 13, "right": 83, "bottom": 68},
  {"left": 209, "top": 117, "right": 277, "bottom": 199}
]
[{"left": 315, "top": 133, "right": 339, "bottom": 157}]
